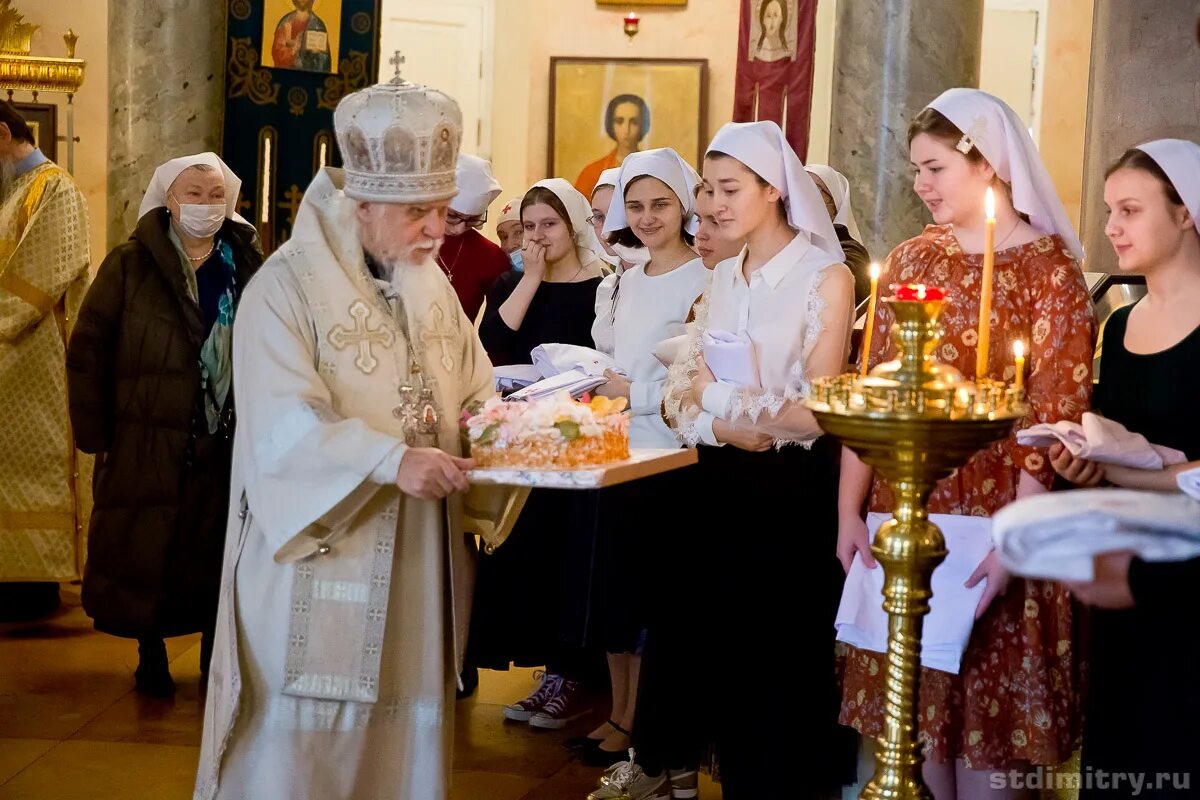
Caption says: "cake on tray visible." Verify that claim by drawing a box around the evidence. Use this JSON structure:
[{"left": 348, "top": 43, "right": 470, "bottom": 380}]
[{"left": 465, "top": 391, "right": 630, "bottom": 469}]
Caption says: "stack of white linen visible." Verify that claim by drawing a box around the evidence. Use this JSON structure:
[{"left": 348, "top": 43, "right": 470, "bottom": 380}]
[
  {"left": 992, "top": 489, "right": 1200, "bottom": 581},
  {"left": 530, "top": 343, "right": 624, "bottom": 379},
  {"left": 701, "top": 329, "right": 760, "bottom": 387},
  {"left": 1016, "top": 412, "right": 1187, "bottom": 469},
  {"left": 835, "top": 513, "right": 993, "bottom": 674}
]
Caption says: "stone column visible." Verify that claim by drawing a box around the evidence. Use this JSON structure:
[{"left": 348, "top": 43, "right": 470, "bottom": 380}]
[
  {"left": 108, "top": 0, "right": 227, "bottom": 247},
  {"left": 1080, "top": 0, "right": 1200, "bottom": 272},
  {"left": 828, "top": 0, "right": 985, "bottom": 261}
]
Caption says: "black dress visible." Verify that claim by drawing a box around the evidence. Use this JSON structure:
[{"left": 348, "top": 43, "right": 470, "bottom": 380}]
[
  {"left": 468, "top": 274, "right": 605, "bottom": 672},
  {"left": 1083, "top": 303, "right": 1200, "bottom": 797}
]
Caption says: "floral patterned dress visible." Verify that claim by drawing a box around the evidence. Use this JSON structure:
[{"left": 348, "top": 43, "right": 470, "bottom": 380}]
[{"left": 838, "top": 225, "right": 1096, "bottom": 768}]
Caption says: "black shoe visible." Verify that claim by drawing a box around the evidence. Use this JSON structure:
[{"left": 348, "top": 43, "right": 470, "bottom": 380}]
[
  {"left": 565, "top": 718, "right": 618, "bottom": 752},
  {"left": 134, "top": 662, "right": 176, "bottom": 698},
  {"left": 456, "top": 664, "right": 479, "bottom": 700}
]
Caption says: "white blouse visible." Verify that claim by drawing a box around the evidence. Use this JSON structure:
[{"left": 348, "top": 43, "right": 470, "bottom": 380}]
[
  {"left": 665, "top": 232, "right": 850, "bottom": 447},
  {"left": 593, "top": 258, "right": 711, "bottom": 449}
]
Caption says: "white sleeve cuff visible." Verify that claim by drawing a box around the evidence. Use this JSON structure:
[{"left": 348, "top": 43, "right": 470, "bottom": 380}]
[
  {"left": 629, "top": 379, "right": 664, "bottom": 416},
  {"left": 369, "top": 444, "right": 408, "bottom": 485},
  {"left": 696, "top": 412, "right": 722, "bottom": 447},
  {"left": 701, "top": 381, "right": 736, "bottom": 420}
]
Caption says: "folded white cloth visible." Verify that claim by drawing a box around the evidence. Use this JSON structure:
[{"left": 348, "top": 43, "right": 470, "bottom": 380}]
[
  {"left": 701, "top": 329, "right": 760, "bottom": 388},
  {"left": 835, "top": 513, "right": 992, "bottom": 675},
  {"left": 507, "top": 369, "right": 607, "bottom": 401},
  {"left": 530, "top": 343, "right": 625, "bottom": 379},
  {"left": 993, "top": 489, "right": 1200, "bottom": 581},
  {"left": 494, "top": 364, "right": 542, "bottom": 392},
  {"left": 1017, "top": 412, "right": 1187, "bottom": 470},
  {"left": 653, "top": 334, "right": 689, "bottom": 368},
  {"left": 1177, "top": 466, "right": 1200, "bottom": 500}
]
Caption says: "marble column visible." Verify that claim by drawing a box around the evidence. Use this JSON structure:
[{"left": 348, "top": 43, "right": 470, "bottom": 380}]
[
  {"left": 108, "top": 0, "right": 226, "bottom": 247},
  {"left": 828, "top": 0, "right": 985, "bottom": 261},
  {"left": 1080, "top": 0, "right": 1200, "bottom": 272}
]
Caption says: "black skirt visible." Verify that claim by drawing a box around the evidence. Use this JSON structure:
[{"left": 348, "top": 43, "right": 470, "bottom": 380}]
[{"left": 634, "top": 437, "right": 857, "bottom": 797}]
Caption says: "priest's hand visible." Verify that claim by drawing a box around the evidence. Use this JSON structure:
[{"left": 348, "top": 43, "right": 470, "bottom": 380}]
[
  {"left": 521, "top": 241, "right": 548, "bottom": 281},
  {"left": 397, "top": 448, "right": 474, "bottom": 500},
  {"left": 966, "top": 551, "right": 1011, "bottom": 620},
  {"left": 1064, "top": 551, "right": 1135, "bottom": 609},
  {"left": 1049, "top": 443, "right": 1104, "bottom": 487},
  {"left": 712, "top": 419, "right": 773, "bottom": 452},
  {"left": 837, "top": 512, "right": 876, "bottom": 573},
  {"left": 595, "top": 370, "right": 631, "bottom": 400}
]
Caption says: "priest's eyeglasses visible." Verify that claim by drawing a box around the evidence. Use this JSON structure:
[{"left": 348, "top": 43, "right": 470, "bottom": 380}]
[{"left": 448, "top": 210, "right": 487, "bottom": 230}]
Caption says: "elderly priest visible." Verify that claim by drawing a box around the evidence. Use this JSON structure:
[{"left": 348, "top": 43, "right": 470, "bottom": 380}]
[{"left": 194, "top": 73, "right": 520, "bottom": 800}]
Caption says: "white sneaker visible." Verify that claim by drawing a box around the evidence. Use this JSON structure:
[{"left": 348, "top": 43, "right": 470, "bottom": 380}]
[{"left": 587, "top": 749, "right": 669, "bottom": 800}]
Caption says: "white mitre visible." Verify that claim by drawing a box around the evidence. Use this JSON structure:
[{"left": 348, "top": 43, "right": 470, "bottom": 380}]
[{"left": 333, "top": 70, "right": 464, "bottom": 203}]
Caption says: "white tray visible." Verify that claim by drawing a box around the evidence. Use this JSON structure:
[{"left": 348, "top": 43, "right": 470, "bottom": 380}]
[{"left": 466, "top": 448, "right": 698, "bottom": 489}]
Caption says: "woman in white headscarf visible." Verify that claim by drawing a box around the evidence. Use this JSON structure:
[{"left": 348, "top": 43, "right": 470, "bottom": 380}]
[
  {"left": 837, "top": 89, "right": 1096, "bottom": 798},
  {"left": 660, "top": 120, "right": 858, "bottom": 798},
  {"left": 1049, "top": 139, "right": 1200, "bottom": 792},
  {"left": 805, "top": 163, "right": 874, "bottom": 304},
  {"left": 66, "top": 152, "right": 261, "bottom": 698},
  {"left": 471, "top": 179, "right": 609, "bottom": 730}
]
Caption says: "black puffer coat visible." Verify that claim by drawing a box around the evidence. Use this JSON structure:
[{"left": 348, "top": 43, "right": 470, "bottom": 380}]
[{"left": 66, "top": 209, "right": 261, "bottom": 638}]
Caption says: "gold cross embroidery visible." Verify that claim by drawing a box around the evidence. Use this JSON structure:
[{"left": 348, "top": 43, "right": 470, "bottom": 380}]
[
  {"left": 328, "top": 299, "right": 395, "bottom": 374},
  {"left": 421, "top": 303, "right": 456, "bottom": 372}
]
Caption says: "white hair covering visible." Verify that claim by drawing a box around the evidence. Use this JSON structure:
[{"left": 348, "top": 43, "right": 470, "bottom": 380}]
[
  {"left": 928, "top": 88, "right": 1084, "bottom": 261},
  {"left": 137, "top": 152, "right": 249, "bottom": 224},
  {"left": 529, "top": 178, "right": 606, "bottom": 266},
  {"left": 496, "top": 196, "right": 524, "bottom": 228},
  {"left": 706, "top": 120, "right": 844, "bottom": 263},
  {"left": 602, "top": 148, "right": 702, "bottom": 236},
  {"left": 450, "top": 154, "right": 503, "bottom": 217},
  {"left": 592, "top": 167, "right": 621, "bottom": 197},
  {"left": 1135, "top": 138, "right": 1200, "bottom": 228},
  {"left": 804, "top": 163, "right": 862, "bottom": 241}
]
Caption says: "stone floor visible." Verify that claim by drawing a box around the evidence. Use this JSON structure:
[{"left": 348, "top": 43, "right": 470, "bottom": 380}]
[{"left": 0, "top": 585, "right": 722, "bottom": 799}]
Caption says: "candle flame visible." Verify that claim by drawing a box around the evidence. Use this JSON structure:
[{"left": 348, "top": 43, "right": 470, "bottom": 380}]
[
  {"left": 985, "top": 187, "right": 996, "bottom": 221},
  {"left": 917, "top": 284, "right": 927, "bottom": 300},
  {"left": 869, "top": 262, "right": 881, "bottom": 280},
  {"left": 1013, "top": 339, "right": 1024, "bottom": 359}
]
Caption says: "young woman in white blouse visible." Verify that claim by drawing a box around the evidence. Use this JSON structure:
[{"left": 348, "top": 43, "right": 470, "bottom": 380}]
[
  {"left": 662, "top": 120, "right": 857, "bottom": 798},
  {"left": 569, "top": 150, "right": 710, "bottom": 784}
]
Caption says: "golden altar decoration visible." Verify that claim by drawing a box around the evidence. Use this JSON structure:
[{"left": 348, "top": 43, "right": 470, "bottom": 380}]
[
  {"left": 0, "top": 0, "right": 86, "bottom": 171},
  {"left": 806, "top": 284, "right": 1027, "bottom": 800}
]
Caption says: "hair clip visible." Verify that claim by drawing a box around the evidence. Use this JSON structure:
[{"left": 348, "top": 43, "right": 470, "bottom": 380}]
[{"left": 956, "top": 134, "right": 974, "bottom": 155}]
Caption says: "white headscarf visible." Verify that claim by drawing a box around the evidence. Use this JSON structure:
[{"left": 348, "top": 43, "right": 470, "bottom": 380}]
[
  {"left": 450, "top": 154, "right": 503, "bottom": 217},
  {"left": 496, "top": 196, "right": 523, "bottom": 228},
  {"left": 804, "top": 163, "right": 862, "bottom": 241},
  {"left": 928, "top": 88, "right": 1084, "bottom": 261},
  {"left": 1135, "top": 138, "right": 1200, "bottom": 227},
  {"left": 530, "top": 178, "right": 606, "bottom": 266},
  {"left": 602, "top": 148, "right": 702, "bottom": 237},
  {"left": 592, "top": 167, "right": 621, "bottom": 198},
  {"left": 706, "top": 120, "right": 844, "bottom": 263},
  {"left": 137, "top": 152, "right": 249, "bottom": 224}
]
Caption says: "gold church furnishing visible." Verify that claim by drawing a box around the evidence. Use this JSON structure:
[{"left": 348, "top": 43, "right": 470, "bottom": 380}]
[
  {"left": 0, "top": 0, "right": 86, "bottom": 172},
  {"left": 806, "top": 285, "right": 1026, "bottom": 800}
]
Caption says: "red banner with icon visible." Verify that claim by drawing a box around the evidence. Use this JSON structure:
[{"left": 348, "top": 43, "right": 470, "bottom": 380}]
[{"left": 732, "top": 0, "right": 818, "bottom": 160}]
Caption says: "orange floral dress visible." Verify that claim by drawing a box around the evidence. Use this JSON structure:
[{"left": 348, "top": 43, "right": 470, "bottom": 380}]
[{"left": 838, "top": 225, "right": 1096, "bottom": 769}]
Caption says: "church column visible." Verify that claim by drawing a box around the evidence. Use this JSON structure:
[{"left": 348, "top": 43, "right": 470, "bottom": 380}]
[
  {"left": 107, "top": 0, "right": 227, "bottom": 247},
  {"left": 828, "top": 0, "right": 985, "bottom": 260},
  {"left": 1079, "top": 0, "right": 1200, "bottom": 272}
]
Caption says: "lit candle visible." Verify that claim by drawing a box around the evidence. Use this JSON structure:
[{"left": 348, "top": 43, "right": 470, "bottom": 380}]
[
  {"left": 1013, "top": 339, "right": 1025, "bottom": 392},
  {"left": 976, "top": 187, "right": 996, "bottom": 380},
  {"left": 893, "top": 284, "right": 947, "bottom": 302},
  {"left": 860, "top": 262, "right": 881, "bottom": 376}
]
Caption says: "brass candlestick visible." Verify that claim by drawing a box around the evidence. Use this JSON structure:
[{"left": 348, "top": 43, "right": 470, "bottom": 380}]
[{"left": 806, "top": 289, "right": 1026, "bottom": 800}]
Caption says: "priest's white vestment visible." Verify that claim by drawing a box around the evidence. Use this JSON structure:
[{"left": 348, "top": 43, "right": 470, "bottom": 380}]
[{"left": 194, "top": 168, "right": 518, "bottom": 800}]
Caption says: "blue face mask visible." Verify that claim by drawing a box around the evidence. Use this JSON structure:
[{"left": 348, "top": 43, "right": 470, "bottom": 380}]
[{"left": 509, "top": 249, "right": 524, "bottom": 272}]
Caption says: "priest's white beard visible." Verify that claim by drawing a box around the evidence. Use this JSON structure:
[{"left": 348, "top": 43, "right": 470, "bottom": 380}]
[{"left": 367, "top": 239, "right": 442, "bottom": 289}]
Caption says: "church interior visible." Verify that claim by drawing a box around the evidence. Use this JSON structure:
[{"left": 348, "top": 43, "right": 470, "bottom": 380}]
[{"left": 1, "top": 1, "right": 1199, "bottom": 799}]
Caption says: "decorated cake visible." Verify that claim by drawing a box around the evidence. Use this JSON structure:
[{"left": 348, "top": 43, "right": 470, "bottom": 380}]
[{"left": 465, "top": 392, "right": 630, "bottom": 469}]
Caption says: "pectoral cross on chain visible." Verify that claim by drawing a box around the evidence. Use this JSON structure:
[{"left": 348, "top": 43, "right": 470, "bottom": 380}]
[
  {"left": 421, "top": 303, "right": 457, "bottom": 373},
  {"left": 328, "top": 299, "right": 395, "bottom": 375}
]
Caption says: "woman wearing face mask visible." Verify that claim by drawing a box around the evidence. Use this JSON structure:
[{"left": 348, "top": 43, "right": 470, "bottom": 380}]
[
  {"left": 66, "top": 153, "right": 262, "bottom": 698},
  {"left": 1049, "top": 140, "right": 1200, "bottom": 794},
  {"left": 837, "top": 89, "right": 1096, "bottom": 799},
  {"left": 661, "top": 120, "right": 857, "bottom": 799},
  {"left": 471, "top": 180, "right": 610, "bottom": 729}
]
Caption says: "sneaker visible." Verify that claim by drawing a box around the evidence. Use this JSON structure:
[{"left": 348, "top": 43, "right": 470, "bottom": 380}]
[
  {"left": 502, "top": 670, "right": 560, "bottom": 722},
  {"left": 667, "top": 768, "right": 699, "bottom": 800},
  {"left": 588, "top": 750, "right": 670, "bottom": 800},
  {"left": 529, "top": 677, "right": 592, "bottom": 730}
]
